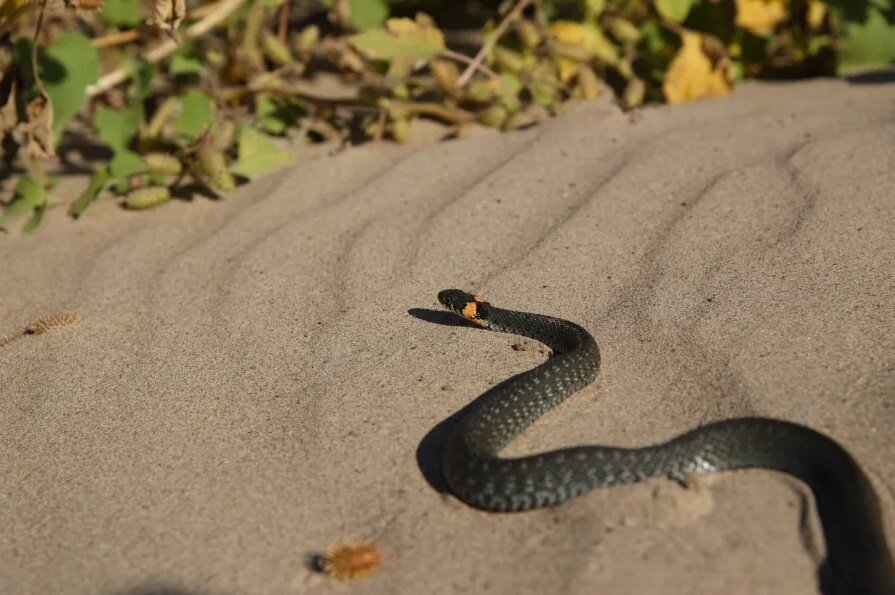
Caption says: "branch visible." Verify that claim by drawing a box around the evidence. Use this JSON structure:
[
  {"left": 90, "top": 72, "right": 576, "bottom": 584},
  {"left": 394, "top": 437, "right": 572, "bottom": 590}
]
[
  {"left": 456, "top": 0, "right": 533, "bottom": 88},
  {"left": 86, "top": 0, "right": 248, "bottom": 98},
  {"left": 439, "top": 48, "right": 499, "bottom": 82}
]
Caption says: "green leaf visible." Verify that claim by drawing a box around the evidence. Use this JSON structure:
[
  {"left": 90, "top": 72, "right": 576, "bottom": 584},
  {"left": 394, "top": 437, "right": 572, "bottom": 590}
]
[
  {"left": 256, "top": 98, "right": 303, "bottom": 135},
  {"left": 232, "top": 127, "right": 294, "bottom": 178},
  {"left": 584, "top": 0, "right": 606, "bottom": 18},
  {"left": 170, "top": 53, "right": 205, "bottom": 76},
  {"left": 496, "top": 73, "right": 523, "bottom": 112},
  {"left": 350, "top": 18, "right": 445, "bottom": 61},
  {"left": 1, "top": 174, "right": 52, "bottom": 232},
  {"left": 109, "top": 150, "right": 147, "bottom": 193},
  {"left": 174, "top": 90, "right": 214, "bottom": 139},
  {"left": 95, "top": 107, "right": 142, "bottom": 152},
  {"left": 40, "top": 33, "right": 100, "bottom": 142},
  {"left": 101, "top": 0, "right": 143, "bottom": 27},
  {"left": 23, "top": 203, "right": 49, "bottom": 233},
  {"left": 834, "top": 3, "right": 895, "bottom": 73},
  {"left": 70, "top": 167, "right": 111, "bottom": 218},
  {"left": 349, "top": 0, "right": 388, "bottom": 30},
  {"left": 128, "top": 58, "right": 155, "bottom": 102},
  {"left": 653, "top": 0, "right": 696, "bottom": 23}
]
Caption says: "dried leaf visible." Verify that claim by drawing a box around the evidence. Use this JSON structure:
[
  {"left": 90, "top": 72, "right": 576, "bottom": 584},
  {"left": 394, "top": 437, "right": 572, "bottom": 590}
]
[
  {"left": 146, "top": 0, "right": 186, "bottom": 32},
  {"left": 19, "top": 95, "right": 55, "bottom": 159}
]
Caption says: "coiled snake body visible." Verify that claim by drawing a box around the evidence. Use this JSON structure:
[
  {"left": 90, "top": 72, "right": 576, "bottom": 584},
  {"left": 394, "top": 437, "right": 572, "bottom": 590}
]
[{"left": 436, "top": 289, "right": 895, "bottom": 595}]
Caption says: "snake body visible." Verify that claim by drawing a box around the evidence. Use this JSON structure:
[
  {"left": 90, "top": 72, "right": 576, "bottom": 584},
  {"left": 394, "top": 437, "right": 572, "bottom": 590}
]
[{"left": 437, "top": 289, "right": 895, "bottom": 594}]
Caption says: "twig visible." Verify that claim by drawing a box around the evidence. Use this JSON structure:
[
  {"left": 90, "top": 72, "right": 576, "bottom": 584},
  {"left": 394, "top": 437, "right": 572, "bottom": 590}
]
[
  {"left": 30, "top": 0, "right": 50, "bottom": 101},
  {"left": 372, "top": 107, "right": 386, "bottom": 143},
  {"left": 439, "top": 48, "right": 499, "bottom": 82},
  {"left": 387, "top": 100, "right": 475, "bottom": 124},
  {"left": 277, "top": 0, "right": 289, "bottom": 41},
  {"left": 86, "top": 0, "right": 248, "bottom": 98},
  {"left": 91, "top": 28, "right": 141, "bottom": 49},
  {"left": 456, "top": 0, "right": 533, "bottom": 88}
]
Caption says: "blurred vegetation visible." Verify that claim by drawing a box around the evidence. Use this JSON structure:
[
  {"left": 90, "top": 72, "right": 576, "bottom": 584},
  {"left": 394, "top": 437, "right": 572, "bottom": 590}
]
[{"left": 1, "top": 0, "right": 894, "bottom": 231}]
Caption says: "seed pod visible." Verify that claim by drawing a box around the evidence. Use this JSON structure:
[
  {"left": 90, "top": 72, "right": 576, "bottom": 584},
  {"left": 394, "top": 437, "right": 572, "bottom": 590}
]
[
  {"left": 477, "top": 104, "right": 508, "bottom": 128},
  {"left": 390, "top": 117, "right": 411, "bottom": 144},
  {"left": 145, "top": 97, "right": 179, "bottom": 139},
  {"left": 466, "top": 79, "right": 494, "bottom": 103},
  {"left": 552, "top": 41, "right": 592, "bottom": 63},
  {"left": 391, "top": 83, "right": 410, "bottom": 100},
  {"left": 431, "top": 59, "right": 460, "bottom": 93},
  {"left": 623, "top": 78, "right": 646, "bottom": 107},
  {"left": 492, "top": 46, "right": 525, "bottom": 74},
  {"left": 576, "top": 65, "right": 602, "bottom": 100},
  {"left": 293, "top": 25, "right": 320, "bottom": 58},
  {"left": 126, "top": 186, "right": 171, "bottom": 209},
  {"left": 516, "top": 19, "right": 541, "bottom": 49},
  {"left": 261, "top": 31, "right": 294, "bottom": 66},
  {"left": 143, "top": 152, "right": 183, "bottom": 176},
  {"left": 190, "top": 145, "right": 236, "bottom": 192},
  {"left": 605, "top": 17, "right": 641, "bottom": 45}
]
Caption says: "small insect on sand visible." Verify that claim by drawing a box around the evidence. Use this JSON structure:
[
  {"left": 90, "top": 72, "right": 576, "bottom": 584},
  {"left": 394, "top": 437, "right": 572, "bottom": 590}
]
[{"left": 318, "top": 542, "right": 382, "bottom": 580}]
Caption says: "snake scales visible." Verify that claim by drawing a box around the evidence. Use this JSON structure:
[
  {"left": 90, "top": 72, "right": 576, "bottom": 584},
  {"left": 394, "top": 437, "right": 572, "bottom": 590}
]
[{"left": 436, "top": 289, "right": 895, "bottom": 595}]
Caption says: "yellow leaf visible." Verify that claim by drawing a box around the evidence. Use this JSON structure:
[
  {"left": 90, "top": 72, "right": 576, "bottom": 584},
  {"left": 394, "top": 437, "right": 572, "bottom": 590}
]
[
  {"left": 662, "top": 32, "right": 731, "bottom": 104},
  {"left": 549, "top": 20, "right": 618, "bottom": 81},
  {"left": 734, "top": 0, "right": 788, "bottom": 37},
  {"left": 807, "top": 0, "right": 826, "bottom": 30}
]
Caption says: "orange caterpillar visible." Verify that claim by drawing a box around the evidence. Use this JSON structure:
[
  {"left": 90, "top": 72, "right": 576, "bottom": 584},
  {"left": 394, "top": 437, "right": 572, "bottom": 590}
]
[
  {"left": 26, "top": 313, "right": 78, "bottom": 334},
  {"left": 320, "top": 542, "right": 382, "bottom": 579},
  {"left": 1, "top": 313, "right": 78, "bottom": 347}
]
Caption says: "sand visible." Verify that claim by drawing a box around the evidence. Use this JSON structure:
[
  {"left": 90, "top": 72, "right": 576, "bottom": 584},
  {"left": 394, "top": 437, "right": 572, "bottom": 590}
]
[{"left": 2, "top": 77, "right": 894, "bottom": 595}]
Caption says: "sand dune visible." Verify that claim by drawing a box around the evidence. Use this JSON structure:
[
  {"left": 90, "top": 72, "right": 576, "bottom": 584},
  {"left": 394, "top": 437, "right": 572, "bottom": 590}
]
[{"left": 2, "top": 78, "right": 894, "bottom": 594}]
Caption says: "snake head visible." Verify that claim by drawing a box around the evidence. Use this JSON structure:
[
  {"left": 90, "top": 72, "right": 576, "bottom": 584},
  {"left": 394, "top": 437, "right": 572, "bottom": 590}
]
[{"left": 438, "top": 289, "right": 491, "bottom": 327}]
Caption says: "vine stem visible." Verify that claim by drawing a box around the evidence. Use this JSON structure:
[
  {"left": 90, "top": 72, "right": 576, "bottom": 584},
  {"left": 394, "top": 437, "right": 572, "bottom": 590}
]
[
  {"left": 86, "top": 0, "right": 248, "bottom": 98},
  {"left": 439, "top": 48, "right": 499, "bottom": 82},
  {"left": 456, "top": 0, "right": 533, "bottom": 88}
]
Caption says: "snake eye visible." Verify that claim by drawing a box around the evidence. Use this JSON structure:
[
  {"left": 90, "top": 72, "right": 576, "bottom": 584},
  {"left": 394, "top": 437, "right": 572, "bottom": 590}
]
[{"left": 438, "top": 289, "right": 477, "bottom": 313}]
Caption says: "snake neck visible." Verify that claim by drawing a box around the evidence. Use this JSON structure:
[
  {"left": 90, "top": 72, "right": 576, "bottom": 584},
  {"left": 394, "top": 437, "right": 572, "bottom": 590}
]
[
  {"left": 455, "top": 306, "right": 600, "bottom": 456},
  {"left": 484, "top": 307, "right": 595, "bottom": 355}
]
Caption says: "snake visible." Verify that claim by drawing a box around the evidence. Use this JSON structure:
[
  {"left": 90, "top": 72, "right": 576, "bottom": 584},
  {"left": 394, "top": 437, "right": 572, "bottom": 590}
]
[{"left": 435, "top": 289, "right": 895, "bottom": 595}]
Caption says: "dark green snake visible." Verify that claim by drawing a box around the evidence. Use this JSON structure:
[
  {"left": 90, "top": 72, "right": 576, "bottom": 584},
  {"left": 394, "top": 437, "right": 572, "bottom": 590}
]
[{"left": 436, "top": 289, "right": 895, "bottom": 595}]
